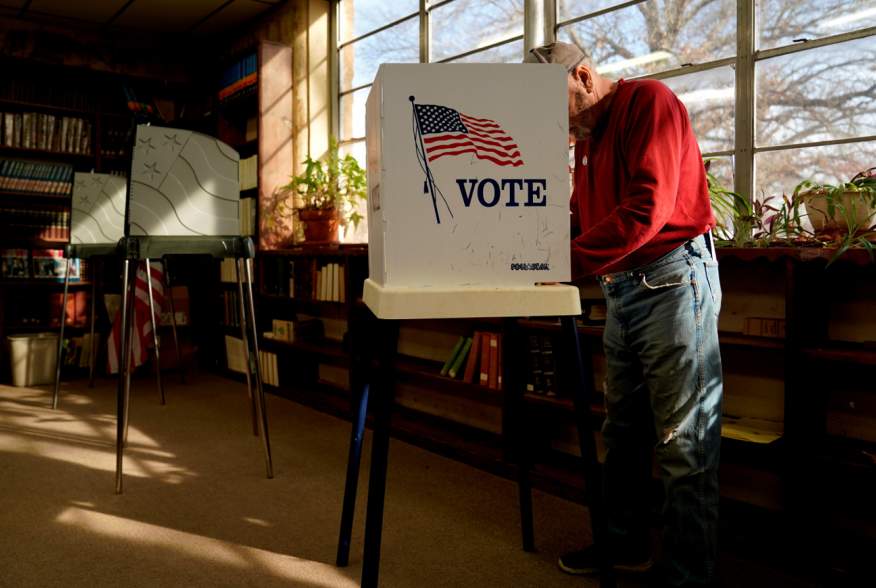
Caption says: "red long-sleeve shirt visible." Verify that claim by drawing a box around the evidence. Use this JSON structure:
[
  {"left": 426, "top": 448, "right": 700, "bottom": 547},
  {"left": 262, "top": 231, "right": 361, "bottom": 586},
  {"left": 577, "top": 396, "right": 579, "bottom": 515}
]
[{"left": 570, "top": 78, "right": 715, "bottom": 277}]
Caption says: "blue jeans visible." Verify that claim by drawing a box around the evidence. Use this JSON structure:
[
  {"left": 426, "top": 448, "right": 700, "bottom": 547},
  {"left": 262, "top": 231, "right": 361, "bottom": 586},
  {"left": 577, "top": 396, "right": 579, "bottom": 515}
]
[{"left": 597, "top": 235, "right": 723, "bottom": 587}]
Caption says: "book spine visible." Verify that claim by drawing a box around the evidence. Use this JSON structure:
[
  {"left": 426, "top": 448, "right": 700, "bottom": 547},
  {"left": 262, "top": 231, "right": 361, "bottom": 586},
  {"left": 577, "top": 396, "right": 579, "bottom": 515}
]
[
  {"left": 488, "top": 333, "right": 498, "bottom": 389},
  {"left": 478, "top": 331, "right": 490, "bottom": 387},
  {"left": 440, "top": 336, "right": 466, "bottom": 377},
  {"left": 462, "top": 330, "right": 481, "bottom": 384},
  {"left": 447, "top": 337, "right": 472, "bottom": 379}
]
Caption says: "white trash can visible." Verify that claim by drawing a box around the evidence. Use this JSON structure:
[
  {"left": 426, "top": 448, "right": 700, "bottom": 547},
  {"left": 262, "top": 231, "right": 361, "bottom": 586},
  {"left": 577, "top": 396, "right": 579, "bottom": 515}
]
[{"left": 7, "top": 332, "right": 59, "bottom": 387}]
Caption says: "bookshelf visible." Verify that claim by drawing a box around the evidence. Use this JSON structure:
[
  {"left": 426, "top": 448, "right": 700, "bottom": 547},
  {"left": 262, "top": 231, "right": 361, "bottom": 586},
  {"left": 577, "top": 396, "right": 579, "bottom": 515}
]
[
  {"left": 0, "top": 60, "right": 180, "bottom": 382},
  {"left": 238, "top": 244, "right": 874, "bottom": 549}
]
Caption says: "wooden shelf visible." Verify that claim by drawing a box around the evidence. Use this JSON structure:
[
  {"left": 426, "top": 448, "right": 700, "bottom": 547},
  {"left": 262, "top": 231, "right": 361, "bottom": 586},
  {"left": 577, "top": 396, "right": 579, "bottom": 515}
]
[
  {"left": 0, "top": 97, "right": 96, "bottom": 117},
  {"left": 0, "top": 279, "right": 91, "bottom": 287},
  {"left": 394, "top": 354, "right": 504, "bottom": 407},
  {"left": 259, "top": 244, "right": 368, "bottom": 258},
  {"left": 5, "top": 323, "right": 87, "bottom": 332},
  {"left": 0, "top": 189, "right": 71, "bottom": 202},
  {"left": 802, "top": 343, "right": 876, "bottom": 366},
  {"left": 0, "top": 237, "right": 69, "bottom": 248},
  {"left": 718, "top": 333, "right": 785, "bottom": 350},
  {"left": 262, "top": 336, "right": 348, "bottom": 361},
  {"left": 721, "top": 417, "right": 783, "bottom": 445},
  {"left": 0, "top": 145, "right": 94, "bottom": 162},
  {"left": 717, "top": 246, "right": 874, "bottom": 267},
  {"left": 260, "top": 295, "right": 349, "bottom": 319}
]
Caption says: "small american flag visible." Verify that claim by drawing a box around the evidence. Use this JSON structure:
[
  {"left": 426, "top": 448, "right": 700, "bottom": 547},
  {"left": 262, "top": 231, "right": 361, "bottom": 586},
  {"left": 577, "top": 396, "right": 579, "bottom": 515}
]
[
  {"left": 108, "top": 261, "right": 165, "bottom": 374},
  {"left": 414, "top": 104, "right": 523, "bottom": 167}
]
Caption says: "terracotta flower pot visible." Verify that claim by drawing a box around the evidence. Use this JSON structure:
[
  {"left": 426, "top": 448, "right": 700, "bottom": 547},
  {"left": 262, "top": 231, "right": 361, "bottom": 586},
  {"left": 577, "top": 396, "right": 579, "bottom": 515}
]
[{"left": 299, "top": 208, "right": 339, "bottom": 244}]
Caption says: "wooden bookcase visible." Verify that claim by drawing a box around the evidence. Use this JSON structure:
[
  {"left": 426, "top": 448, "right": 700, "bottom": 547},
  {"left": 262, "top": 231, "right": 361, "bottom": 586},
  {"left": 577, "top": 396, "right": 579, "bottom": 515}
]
[
  {"left": 0, "top": 62, "right": 136, "bottom": 380},
  {"left": 227, "top": 244, "right": 875, "bottom": 564}
]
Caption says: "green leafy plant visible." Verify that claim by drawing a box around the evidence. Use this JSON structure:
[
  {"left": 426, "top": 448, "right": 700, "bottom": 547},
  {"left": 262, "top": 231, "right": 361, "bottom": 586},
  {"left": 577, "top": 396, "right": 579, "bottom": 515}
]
[
  {"left": 793, "top": 167, "right": 876, "bottom": 265},
  {"left": 272, "top": 137, "right": 367, "bottom": 230},
  {"left": 705, "top": 160, "right": 755, "bottom": 247}
]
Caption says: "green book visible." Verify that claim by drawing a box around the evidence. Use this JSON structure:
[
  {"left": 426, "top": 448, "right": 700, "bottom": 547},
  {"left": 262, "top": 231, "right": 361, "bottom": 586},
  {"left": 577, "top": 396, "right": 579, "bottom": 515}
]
[
  {"left": 440, "top": 336, "right": 466, "bottom": 376},
  {"left": 448, "top": 337, "right": 473, "bottom": 379}
]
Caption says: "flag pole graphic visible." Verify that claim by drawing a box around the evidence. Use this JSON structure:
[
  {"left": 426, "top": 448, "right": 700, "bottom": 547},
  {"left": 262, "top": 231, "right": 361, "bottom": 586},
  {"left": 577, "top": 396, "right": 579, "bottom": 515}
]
[{"left": 410, "top": 96, "right": 452, "bottom": 224}]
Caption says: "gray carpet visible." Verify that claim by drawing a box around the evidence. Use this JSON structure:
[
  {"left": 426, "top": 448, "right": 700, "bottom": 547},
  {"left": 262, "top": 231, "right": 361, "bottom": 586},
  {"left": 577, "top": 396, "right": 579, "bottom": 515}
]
[{"left": 0, "top": 374, "right": 598, "bottom": 587}]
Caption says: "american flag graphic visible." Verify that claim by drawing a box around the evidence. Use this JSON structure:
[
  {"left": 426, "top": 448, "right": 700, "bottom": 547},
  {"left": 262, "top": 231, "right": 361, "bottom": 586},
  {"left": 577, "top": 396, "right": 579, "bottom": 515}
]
[
  {"left": 108, "top": 261, "right": 165, "bottom": 374},
  {"left": 414, "top": 104, "right": 523, "bottom": 167}
]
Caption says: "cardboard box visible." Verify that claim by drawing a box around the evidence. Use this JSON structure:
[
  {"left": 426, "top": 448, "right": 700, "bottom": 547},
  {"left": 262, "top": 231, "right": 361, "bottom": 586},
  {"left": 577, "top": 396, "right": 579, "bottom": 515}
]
[{"left": 366, "top": 64, "right": 570, "bottom": 288}]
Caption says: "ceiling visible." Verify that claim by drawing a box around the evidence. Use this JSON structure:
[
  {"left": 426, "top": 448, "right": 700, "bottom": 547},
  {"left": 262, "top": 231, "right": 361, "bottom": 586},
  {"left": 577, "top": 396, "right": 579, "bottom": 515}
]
[{"left": 0, "top": 0, "right": 283, "bottom": 35}]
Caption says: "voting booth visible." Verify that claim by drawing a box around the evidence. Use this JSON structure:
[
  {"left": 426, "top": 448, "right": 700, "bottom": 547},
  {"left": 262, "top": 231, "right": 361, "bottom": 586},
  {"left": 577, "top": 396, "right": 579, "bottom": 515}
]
[
  {"left": 130, "top": 125, "right": 241, "bottom": 237},
  {"left": 70, "top": 172, "right": 127, "bottom": 245},
  {"left": 365, "top": 63, "right": 571, "bottom": 289},
  {"left": 341, "top": 64, "right": 606, "bottom": 588}
]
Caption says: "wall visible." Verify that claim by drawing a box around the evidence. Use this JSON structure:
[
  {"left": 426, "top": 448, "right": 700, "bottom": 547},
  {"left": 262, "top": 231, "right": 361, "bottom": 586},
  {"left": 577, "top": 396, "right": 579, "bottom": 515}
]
[{"left": 228, "top": 0, "right": 331, "bottom": 175}]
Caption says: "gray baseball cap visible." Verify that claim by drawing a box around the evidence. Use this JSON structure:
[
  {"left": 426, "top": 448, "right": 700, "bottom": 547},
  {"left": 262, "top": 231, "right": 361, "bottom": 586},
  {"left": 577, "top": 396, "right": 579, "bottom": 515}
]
[{"left": 526, "top": 42, "right": 587, "bottom": 72}]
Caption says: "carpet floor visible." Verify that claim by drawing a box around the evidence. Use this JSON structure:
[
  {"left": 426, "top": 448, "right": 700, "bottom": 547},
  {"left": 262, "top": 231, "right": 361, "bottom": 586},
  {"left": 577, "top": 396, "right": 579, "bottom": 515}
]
[{"left": 0, "top": 373, "right": 810, "bottom": 587}]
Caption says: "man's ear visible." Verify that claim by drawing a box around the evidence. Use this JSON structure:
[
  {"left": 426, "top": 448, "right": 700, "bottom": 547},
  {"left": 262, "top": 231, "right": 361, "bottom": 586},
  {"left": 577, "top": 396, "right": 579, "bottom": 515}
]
[{"left": 573, "top": 65, "right": 594, "bottom": 93}]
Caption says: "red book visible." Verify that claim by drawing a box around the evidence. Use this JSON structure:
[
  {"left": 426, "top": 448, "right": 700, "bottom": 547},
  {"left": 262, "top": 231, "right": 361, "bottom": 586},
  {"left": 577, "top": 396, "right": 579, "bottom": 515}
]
[
  {"left": 478, "top": 331, "right": 490, "bottom": 387},
  {"left": 462, "top": 330, "right": 482, "bottom": 383},
  {"left": 488, "top": 333, "right": 498, "bottom": 389},
  {"left": 496, "top": 333, "right": 503, "bottom": 390}
]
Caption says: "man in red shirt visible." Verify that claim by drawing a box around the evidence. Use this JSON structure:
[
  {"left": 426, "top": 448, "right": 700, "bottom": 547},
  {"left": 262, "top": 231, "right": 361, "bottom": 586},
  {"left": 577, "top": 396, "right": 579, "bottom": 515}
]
[{"left": 528, "top": 43, "right": 723, "bottom": 588}]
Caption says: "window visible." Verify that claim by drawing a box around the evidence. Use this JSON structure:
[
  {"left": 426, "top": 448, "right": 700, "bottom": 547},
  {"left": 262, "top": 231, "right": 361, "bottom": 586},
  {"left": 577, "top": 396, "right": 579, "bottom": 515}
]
[
  {"left": 334, "top": 1, "right": 876, "bottom": 242},
  {"left": 335, "top": 0, "right": 527, "bottom": 243}
]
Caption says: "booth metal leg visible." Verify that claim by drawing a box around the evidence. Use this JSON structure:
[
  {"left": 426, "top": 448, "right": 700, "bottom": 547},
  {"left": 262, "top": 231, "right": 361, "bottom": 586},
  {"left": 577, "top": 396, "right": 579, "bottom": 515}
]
[
  {"left": 235, "top": 258, "right": 258, "bottom": 436},
  {"left": 162, "top": 259, "right": 185, "bottom": 384},
  {"left": 242, "top": 257, "right": 273, "bottom": 479},
  {"left": 561, "top": 316, "right": 615, "bottom": 588},
  {"left": 52, "top": 259, "right": 71, "bottom": 410},
  {"left": 361, "top": 320, "right": 400, "bottom": 588},
  {"left": 503, "top": 318, "right": 535, "bottom": 552},
  {"left": 87, "top": 262, "right": 98, "bottom": 388},
  {"left": 145, "top": 259, "right": 166, "bottom": 405},
  {"left": 116, "top": 260, "right": 137, "bottom": 494},
  {"left": 336, "top": 381, "right": 370, "bottom": 566}
]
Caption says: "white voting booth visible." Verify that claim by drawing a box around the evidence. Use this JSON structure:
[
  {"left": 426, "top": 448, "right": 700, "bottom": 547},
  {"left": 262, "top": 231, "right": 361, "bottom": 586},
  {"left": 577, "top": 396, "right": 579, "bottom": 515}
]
[
  {"left": 363, "top": 63, "right": 578, "bottom": 318},
  {"left": 343, "top": 65, "right": 604, "bottom": 588},
  {"left": 70, "top": 173, "right": 127, "bottom": 245},
  {"left": 129, "top": 126, "right": 241, "bottom": 237}
]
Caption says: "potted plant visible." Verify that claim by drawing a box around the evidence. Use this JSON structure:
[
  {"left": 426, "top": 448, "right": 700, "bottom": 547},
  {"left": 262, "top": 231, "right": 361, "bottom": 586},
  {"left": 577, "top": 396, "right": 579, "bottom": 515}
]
[
  {"left": 705, "top": 160, "right": 755, "bottom": 247},
  {"left": 274, "top": 138, "right": 367, "bottom": 244},
  {"left": 794, "top": 167, "right": 876, "bottom": 239}
]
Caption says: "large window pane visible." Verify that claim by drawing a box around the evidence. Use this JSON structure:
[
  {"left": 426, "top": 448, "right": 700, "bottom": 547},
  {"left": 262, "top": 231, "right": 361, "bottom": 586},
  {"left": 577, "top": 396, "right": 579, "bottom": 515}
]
[
  {"left": 340, "top": 19, "right": 419, "bottom": 91},
  {"left": 340, "top": 87, "right": 370, "bottom": 141},
  {"left": 446, "top": 40, "right": 524, "bottom": 64},
  {"left": 663, "top": 66, "right": 735, "bottom": 154},
  {"left": 756, "top": 37, "right": 876, "bottom": 148},
  {"left": 339, "top": 141, "right": 368, "bottom": 244},
  {"left": 557, "top": 0, "right": 736, "bottom": 77},
  {"left": 339, "top": 0, "right": 419, "bottom": 43},
  {"left": 558, "top": 0, "right": 637, "bottom": 22},
  {"left": 755, "top": 141, "right": 876, "bottom": 200},
  {"left": 757, "top": 0, "right": 876, "bottom": 50},
  {"left": 430, "top": 0, "right": 524, "bottom": 62}
]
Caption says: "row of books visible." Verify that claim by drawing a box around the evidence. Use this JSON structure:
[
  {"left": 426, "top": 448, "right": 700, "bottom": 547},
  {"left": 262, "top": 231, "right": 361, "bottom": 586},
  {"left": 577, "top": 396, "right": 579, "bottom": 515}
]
[
  {"left": 259, "top": 258, "right": 348, "bottom": 302},
  {"left": 0, "top": 79, "right": 94, "bottom": 112},
  {"left": 1, "top": 112, "right": 93, "bottom": 155},
  {"left": 0, "top": 209, "right": 71, "bottom": 242},
  {"left": 219, "top": 53, "right": 258, "bottom": 102},
  {"left": 527, "top": 334, "right": 558, "bottom": 397},
  {"left": 221, "top": 290, "right": 243, "bottom": 328},
  {"left": 265, "top": 318, "right": 323, "bottom": 343},
  {"left": 224, "top": 335, "right": 279, "bottom": 386},
  {"left": 240, "top": 197, "right": 256, "bottom": 236},
  {"left": 440, "top": 331, "right": 503, "bottom": 390},
  {"left": 0, "top": 160, "right": 74, "bottom": 194},
  {"left": 0, "top": 249, "right": 82, "bottom": 280},
  {"left": 313, "top": 262, "right": 346, "bottom": 303},
  {"left": 218, "top": 258, "right": 254, "bottom": 283},
  {"left": 101, "top": 126, "right": 129, "bottom": 158},
  {"left": 240, "top": 154, "right": 258, "bottom": 190}
]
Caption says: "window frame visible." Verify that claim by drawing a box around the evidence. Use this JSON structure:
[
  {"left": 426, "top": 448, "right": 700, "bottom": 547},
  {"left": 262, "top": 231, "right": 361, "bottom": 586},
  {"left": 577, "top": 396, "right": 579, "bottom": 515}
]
[{"left": 332, "top": 0, "right": 876, "bottom": 204}]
